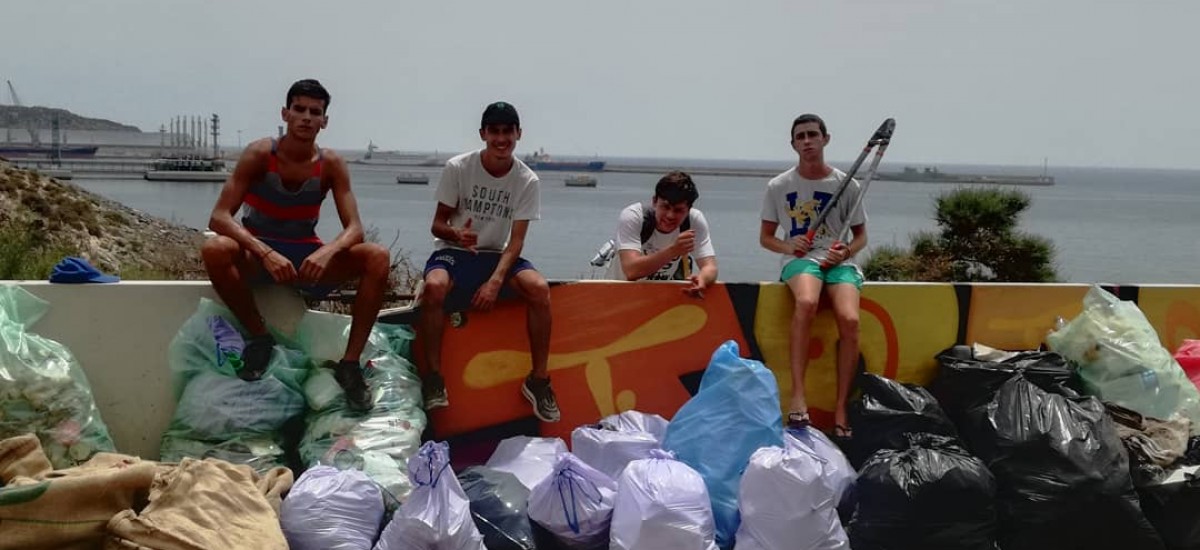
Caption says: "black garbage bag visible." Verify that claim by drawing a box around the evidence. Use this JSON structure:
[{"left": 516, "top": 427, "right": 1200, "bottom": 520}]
[
  {"left": 846, "top": 372, "right": 958, "bottom": 468},
  {"left": 458, "top": 466, "right": 536, "bottom": 550},
  {"left": 958, "top": 371, "right": 1163, "bottom": 550},
  {"left": 931, "top": 346, "right": 1078, "bottom": 426},
  {"left": 847, "top": 433, "right": 997, "bottom": 550},
  {"left": 1139, "top": 472, "right": 1200, "bottom": 550}
]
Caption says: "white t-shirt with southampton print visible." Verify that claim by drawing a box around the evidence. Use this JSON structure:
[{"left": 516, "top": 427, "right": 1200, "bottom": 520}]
[
  {"left": 760, "top": 166, "right": 867, "bottom": 270},
  {"left": 433, "top": 149, "right": 540, "bottom": 252},
  {"left": 605, "top": 202, "right": 716, "bottom": 281}
]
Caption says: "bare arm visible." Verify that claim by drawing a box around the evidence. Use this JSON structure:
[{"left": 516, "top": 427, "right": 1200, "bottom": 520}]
[
  {"left": 492, "top": 219, "right": 530, "bottom": 282},
  {"left": 208, "top": 140, "right": 273, "bottom": 259},
  {"left": 696, "top": 255, "right": 718, "bottom": 285},
  {"left": 617, "top": 245, "right": 685, "bottom": 281},
  {"left": 759, "top": 220, "right": 797, "bottom": 255},
  {"left": 846, "top": 224, "right": 868, "bottom": 257},
  {"left": 323, "top": 151, "right": 365, "bottom": 253}
]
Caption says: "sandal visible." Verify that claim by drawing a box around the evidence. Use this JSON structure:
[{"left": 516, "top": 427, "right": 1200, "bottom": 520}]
[
  {"left": 787, "top": 411, "right": 811, "bottom": 429},
  {"left": 833, "top": 424, "right": 853, "bottom": 439}
]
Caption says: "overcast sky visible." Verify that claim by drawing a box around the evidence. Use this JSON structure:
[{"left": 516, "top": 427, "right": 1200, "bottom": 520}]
[{"left": 2, "top": 1, "right": 1195, "bottom": 169}]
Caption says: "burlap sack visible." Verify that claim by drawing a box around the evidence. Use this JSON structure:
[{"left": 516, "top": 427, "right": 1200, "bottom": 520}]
[
  {"left": 106, "top": 458, "right": 293, "bottom": 550},
  {"left": 0, "top": 434, "right": 155, "bottom": 550}
]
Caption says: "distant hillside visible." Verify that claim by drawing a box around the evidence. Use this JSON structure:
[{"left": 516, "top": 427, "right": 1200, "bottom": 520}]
[{"left": 0, "top": 105, "right": 141, "bottom": 132}]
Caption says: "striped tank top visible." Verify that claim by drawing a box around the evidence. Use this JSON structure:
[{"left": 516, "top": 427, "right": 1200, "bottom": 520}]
[{"left": 241, "top": 139, "right": 326, "bottom": 244}]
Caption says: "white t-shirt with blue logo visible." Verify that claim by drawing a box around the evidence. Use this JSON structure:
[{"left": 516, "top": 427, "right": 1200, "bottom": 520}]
[{"left": 761, "top": 166, "right": 867, "bottom": 269}]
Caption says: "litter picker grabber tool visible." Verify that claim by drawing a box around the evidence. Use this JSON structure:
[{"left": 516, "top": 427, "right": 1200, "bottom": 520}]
[
  {"left": 803, "top": 118, "right": 896, "bottom": 245},
  {"left": 821, "top": 119, "right": 896, "bottom": 268}
]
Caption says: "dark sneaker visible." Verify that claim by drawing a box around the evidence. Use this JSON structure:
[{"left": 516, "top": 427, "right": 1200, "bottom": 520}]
[
  {"left": 423, "top": 371, "right": 449, "bottom": 410},
  {"left": 239, "top": 334, "right": 275, "bottom": 381},
  {"left": 330, "top": 360, "right": 373, "bottom": 413},
  {"left": 522, "top": 375, "right": 561, "bottom": 423}
]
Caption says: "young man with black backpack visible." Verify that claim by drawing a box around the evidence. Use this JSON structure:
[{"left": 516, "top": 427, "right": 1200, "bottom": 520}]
[{"left": 603, "top": 171, "right": 717, "bottom": 295}]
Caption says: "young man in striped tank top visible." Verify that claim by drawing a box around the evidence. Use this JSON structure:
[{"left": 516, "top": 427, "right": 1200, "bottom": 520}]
[
  {"left": 418, "top": 101, "right": 560, "bottom": 423},
  {"left": 202, "top": 79, "right": 389, "bottom": 412}
]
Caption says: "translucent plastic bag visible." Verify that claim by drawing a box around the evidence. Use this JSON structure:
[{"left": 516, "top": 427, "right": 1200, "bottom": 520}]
[
  {"left": 736, "top": 439, "right": 848, "bottom": 550},
  {"left": 298, "top": 311, "right": 426, "bottom": 505},
  {"left": 374, "top": 441, "right": 485, "bottom": 550},
  {"left": 662, "top": 340, "right": 783, "bottom": 548},
  {"left": 610, "top": 449, "right": 717, "bottom": 550},
  {"left": 485, "top": 436, "right": 568, "bottom": 491},
  {"left": 528, "top": 452, "right": 617, "bottom": 549},
  {"left": 281, "top": 465, "right": 385, "bottom": 550},
  {"left": 1047, "top": 285, "right": 1200, "bottom": 434},
  {"left": 0, "top": 285, "right": 115, "bottom": 468},
  {"left": 571, "top": 426, "right": 659, "bottom": 480},
  {"left": 159, "top": 298, "right": 307, "bottom": 471}
]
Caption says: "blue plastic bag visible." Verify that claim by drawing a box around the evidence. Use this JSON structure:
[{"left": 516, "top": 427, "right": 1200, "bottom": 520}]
[{"left": 662, "top": 340, "right": 784, "bottom": 549}]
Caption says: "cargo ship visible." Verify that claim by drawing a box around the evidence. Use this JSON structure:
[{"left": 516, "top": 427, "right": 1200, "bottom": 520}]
[
  {"left": 523, "top": 148, "right": 606, "bottom": 172},
  {"left": 0, "top": 144, "right": 99, "bottom": 159},
  {"left": 880, "top": 166, "right": 1055, "bottom": 186}
]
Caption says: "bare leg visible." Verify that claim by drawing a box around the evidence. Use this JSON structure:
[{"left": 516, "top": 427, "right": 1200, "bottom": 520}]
[
  {"left": 317, "top": 243, "right": 392, "bottom": 362},
  {"left": 785, "top": 273, "right": 824, "bottom": 416},
  {"left": 201, "top": 236, "right": 267, "bottom": 336},
  {"left": 510, "top": 269, "right": 552, "bottom": 378},
  {"left": 827, "top": 283, "right": 861, "bottom": 433},
  {"left": 419, "top": 270, "right": 451, "bottom": 375}
]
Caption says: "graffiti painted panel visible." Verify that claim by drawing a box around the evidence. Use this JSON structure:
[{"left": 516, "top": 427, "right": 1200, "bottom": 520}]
[{"left": 431, "top": 282, "right": 747, "bottom": 440}]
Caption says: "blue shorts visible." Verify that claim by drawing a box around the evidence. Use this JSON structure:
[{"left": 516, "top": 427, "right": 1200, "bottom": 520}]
[
  {"left": 424, "top": 248, "right": 536, "bottom": 311},
  {"left": 253, "top": 238, "right": 337, "bottom": 299}
]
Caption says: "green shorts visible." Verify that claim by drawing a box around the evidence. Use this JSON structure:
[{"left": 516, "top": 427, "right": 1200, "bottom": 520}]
[{"left": 780, "top": 259, "right": 864, "bottom": 290}]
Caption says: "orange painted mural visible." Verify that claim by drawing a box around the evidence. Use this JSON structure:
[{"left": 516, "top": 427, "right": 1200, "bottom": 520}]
[{"left": 403, "top": 281, "right": 1200, "bottom": 442}]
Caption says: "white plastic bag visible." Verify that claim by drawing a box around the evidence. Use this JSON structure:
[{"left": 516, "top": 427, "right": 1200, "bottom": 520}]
[
  {"left": 373, "top": 441, "right": 485, "bottom": 550},
  {"left": 571, "top": 426, "right": 659, "bottom": 480},
  {"left": 610, "top": 449, "right": 718, "bottom": 550},
  {"left": 484, "top": 436, "right": 567, "bottom": 491},
  {"left": 735, "top": 443, "right": 848, "bottom": 550},
  {"left": 281, "top": 466, "right": 385, "bottom": 550},
  {"left": 786, "top": 426, "right": 856, "bottom": 506},
  {"left": 528, "top": 452, "right": 617, "bottom": 549},
  {"left": 599, "top": 410, "right": 670, "bottom": 443}
]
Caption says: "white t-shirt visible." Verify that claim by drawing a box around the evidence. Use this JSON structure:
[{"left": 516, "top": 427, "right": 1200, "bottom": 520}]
[
  {"left": 605, "top": 202, "right": 716, "bottom": 281},
  {"left": 433, "top": 149, "right": 540, "bottom": 252},
  {"left": 760, "top": 166, "right": 867, "bottom": 269}
]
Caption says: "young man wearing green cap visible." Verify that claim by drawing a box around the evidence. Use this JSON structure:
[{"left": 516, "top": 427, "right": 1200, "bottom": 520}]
[{"left": 416, "top": 101, "right": 559, "bottom": 422}]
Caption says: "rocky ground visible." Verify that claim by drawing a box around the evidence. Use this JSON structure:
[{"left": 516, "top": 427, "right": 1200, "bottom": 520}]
[{"left": 0, "top": 160, "right": 205, "bottom": 280}]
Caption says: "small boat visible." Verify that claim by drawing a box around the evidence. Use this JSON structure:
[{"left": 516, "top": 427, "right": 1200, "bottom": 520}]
[
  {"left": 396, "top": 172, "right": 430, "bottom": 185},
  {"left": 565, "top": 174, "right": 597, "bottom": 188}
]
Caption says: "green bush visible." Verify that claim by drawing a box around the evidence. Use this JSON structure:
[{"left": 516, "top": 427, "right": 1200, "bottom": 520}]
[{"left": 864, "top": 187, "right": 1057, "bottom": 282}]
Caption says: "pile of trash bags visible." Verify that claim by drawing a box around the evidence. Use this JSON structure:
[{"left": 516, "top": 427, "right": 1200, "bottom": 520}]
[
  {"left": 932, "top": 345, "right": 1164, "bottom": 550},
  {"left": 0, "top": 285, "right": 115, "bottom": 468},
  {"left": 159, "top": 301, "right": 426, "bottom": 511},
  {"left": 846, "top": 371, "right": 998, "bottom": 550}
]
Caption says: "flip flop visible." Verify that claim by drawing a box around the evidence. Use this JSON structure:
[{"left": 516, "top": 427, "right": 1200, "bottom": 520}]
[
  {"left": 833, "top": 424, "right": 853, "bottom": 439},
  {"left": 787, "top": 411, "right": 811, "bottom": 429}
]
